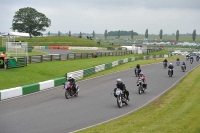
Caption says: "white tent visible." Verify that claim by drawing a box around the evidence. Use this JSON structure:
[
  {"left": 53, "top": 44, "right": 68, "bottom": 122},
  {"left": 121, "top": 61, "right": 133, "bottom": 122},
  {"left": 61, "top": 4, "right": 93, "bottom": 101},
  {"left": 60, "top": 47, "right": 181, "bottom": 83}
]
[{"left": 1, "top": 32, "right": 30, "bottom": 37}]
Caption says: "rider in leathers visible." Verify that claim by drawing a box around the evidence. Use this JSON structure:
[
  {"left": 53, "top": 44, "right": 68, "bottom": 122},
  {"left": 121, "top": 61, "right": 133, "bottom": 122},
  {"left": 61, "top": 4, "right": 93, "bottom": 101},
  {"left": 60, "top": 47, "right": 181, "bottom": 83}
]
[
  {"left": 182, "top": 62, "right": 186, "bottom": 69},
  {"left": 67, "top": 75, "right": 78, "bottom": 93},
  {"left": 135, "top": 64, "right": 141, "bottom": 75},
  {"left": 163, "top": 59, "right": 168, "bottom": 66},
  {"left": 168, "top": 63, "right": 174, "bottom": 75},
  {"left": 114, "top": 79, "right": 129, "bottom": 101},
  {"left": 137, "top": 72, "right": 147, "bottom": 89}
]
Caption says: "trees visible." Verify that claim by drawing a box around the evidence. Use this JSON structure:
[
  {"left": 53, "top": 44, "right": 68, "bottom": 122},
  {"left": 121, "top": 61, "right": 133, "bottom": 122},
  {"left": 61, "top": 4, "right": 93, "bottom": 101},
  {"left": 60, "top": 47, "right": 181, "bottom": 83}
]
[
  {"left": 12, "top": 7, "right": 51, "bottom": 37},
  {"left": 79, "top": 32, "right": 82, "bottom": 38},
  {"left": 69, "top": 31, "right": 71, "bottom": 37},
  {"left": 176, "top": 30, "right": 179, "bottom": 41},
  {"left": 145, "top": 29, "right": 148, "bottom": 38},
  {"left": 192, "top": 29, "right": 196, "bottom": 41},
  {"left": 93, "top": 31, "right": 95, "bottom": 38},
  {"left": 107, "top": 31, "right": 138, "bottom": 36},
  {"left": 104, "top": 29, "right": 107, "bottom": 40},
  {"left": 159, "top": 29, "right": 163, "bottom": 40},
  {"left": 118, "top": 30, "right": 120, "bottom": 39},
  {"left": 58, "top": 31, "right": 61, "bottom": 36},
  {"left": 131, "top": 30, "right": 134, "bottom": 39}
]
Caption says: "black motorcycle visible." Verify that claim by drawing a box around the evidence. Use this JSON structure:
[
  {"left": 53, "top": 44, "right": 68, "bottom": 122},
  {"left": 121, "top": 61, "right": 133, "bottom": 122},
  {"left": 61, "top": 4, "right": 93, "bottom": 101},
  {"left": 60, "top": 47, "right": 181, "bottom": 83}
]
[
  {"left": 176, "top": 61, "right": 180, "bottom": 66},
  {"left": 168, "top": 69, "right": 173, "bottom": 77},
  {"left": 181, "top": 65, "right": 186, "bottom": 72},
  {"left": 196, "top": 56, "right": 199, "bottom": 62},
  {"left": 135, "top": 68, "right": 141, "bottom": 77},
  {"left": 114, "top": 88, "right": 129, "bottom": 108},
  {"left": 163, "top": 62, "right": 167, "bottom": 69},
  {"left": 190, "top": 58, "right": 193, "bottom": 64}
]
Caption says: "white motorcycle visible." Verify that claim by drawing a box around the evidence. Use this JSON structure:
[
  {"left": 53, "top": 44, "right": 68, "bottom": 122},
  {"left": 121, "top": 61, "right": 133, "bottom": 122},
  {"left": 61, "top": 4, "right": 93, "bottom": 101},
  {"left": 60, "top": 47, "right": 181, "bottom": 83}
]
[
  {"left": 137, "top": 78, "right": 147, "bottom": 94},
  {"left": 115, "top": 88, "right": 129, "bottom": 108}
]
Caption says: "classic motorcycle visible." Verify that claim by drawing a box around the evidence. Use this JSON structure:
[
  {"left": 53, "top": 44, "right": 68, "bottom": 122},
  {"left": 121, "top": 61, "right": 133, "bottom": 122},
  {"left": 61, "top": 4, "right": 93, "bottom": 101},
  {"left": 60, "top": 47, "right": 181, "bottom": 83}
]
[
  {"left": 181, "top": 65, "right": 186, "bottom": 72},
  {"left": 196, "top": 56, "right": 199, "bottom": 62},
  {"left": 176, "top": 61, "right": 180, "bottom": 66},
  {"left": 186, "top": 57, "right": 189, "bottom": 61},
  {"left": 137, "top": 78, "right": 147, "bottom": 94},
  {"left": 63, "top": 82, "right": 79, "bottom": 99},
  {"left": 190, "top": 58, "right": 193, "bottom": 64},
  {"left": 163, "top": 62, "right": 167, "bottom": 69},
  {"left": 168, "top": 69, "right": 173, "bottom": 77},
  {"left": 114, "top": 88, "right": 129, "bottom": 108},
  {"left": 135, "top": 68, "right": 141, "bottom": 77}
]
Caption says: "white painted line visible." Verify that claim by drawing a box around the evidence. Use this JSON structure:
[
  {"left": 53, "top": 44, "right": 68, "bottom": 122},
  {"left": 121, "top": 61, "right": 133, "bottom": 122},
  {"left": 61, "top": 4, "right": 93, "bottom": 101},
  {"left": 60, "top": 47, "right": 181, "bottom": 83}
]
[{"left": 70, "top": 64, "right": 200, "bottom": 133}]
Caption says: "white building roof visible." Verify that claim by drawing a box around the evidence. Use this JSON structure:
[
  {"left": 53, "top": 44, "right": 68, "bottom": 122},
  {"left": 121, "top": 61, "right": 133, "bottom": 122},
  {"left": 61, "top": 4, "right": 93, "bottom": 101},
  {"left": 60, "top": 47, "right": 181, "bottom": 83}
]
[{"left": 2, "top": 32, "right": 30, "bottom": 37}]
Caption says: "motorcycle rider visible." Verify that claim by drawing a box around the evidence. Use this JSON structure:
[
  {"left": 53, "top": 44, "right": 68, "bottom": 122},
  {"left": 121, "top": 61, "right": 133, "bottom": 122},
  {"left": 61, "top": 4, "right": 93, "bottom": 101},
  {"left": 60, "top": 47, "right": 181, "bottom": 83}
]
[
  {"left": 135, "top": 63, "right": 141, "bottom": 75},
  {"left": 137, "top": 72, "right": 146, "bottom": 83},
  {"left": 137, "top": 72, "right": 147, "bottom": 89},
  {"left": 114, "top": 79, "right": 129, "bottom": 101},
  {"left": 190, "top": 56, "right": 194, "bottom": 62},
  {"left": 163, "top": 58, "right": 168, "bottom": 67},
  {"left": 196, "top": 53, "right": 200, "bottom": 60},
  {"left": 168, "top": 63, "right": 174, "bottom": 75},
  {"left": 67, "top": 75, "right": 78, "bottom": 93},
  {"left": 182, "top": 61, "right": 186, "bottom": 69},
  {"left": 176, "top": 58, "right": 180, "bottom": 65}
]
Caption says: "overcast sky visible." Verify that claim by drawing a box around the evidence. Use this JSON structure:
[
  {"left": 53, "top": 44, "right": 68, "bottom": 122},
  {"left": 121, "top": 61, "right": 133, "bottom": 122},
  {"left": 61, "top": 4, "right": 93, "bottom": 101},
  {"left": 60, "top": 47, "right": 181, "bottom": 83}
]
[{"left": 0, "top": 0, "right": 199, "bottom": 34}]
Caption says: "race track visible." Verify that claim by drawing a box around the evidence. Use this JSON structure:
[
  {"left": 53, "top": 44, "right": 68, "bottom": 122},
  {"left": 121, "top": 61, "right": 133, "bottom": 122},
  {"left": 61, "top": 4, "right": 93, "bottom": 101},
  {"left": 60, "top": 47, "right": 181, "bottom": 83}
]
[{"left": 0, "top": 59, "right": 199, "bottom": 133}]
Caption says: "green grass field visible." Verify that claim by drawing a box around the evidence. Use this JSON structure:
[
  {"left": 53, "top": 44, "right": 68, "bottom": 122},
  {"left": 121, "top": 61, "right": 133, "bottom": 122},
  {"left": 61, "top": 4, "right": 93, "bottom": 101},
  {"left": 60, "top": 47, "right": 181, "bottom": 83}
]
[
  {"left": 77, "top": 63, "right": 200, "bottom": 133},
  {"left": 0, "top": 36, "right": 111, "bottom": 47}
]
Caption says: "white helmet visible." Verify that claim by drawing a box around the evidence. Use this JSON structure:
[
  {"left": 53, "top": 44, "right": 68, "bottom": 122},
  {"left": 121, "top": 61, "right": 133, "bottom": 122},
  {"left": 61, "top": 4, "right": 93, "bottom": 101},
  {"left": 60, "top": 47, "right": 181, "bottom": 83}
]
[
  {"left": 170, "top": 63, "right": 172, "bottom": 65},
  {"left": 116, "top": 78, "right": 122, "bottom": 83},
  {"left": 140, "top": 72, "right": 143, "bottom": 75},
  {"left": 68, "top": 74, "right": 73, "bottom": 79}
]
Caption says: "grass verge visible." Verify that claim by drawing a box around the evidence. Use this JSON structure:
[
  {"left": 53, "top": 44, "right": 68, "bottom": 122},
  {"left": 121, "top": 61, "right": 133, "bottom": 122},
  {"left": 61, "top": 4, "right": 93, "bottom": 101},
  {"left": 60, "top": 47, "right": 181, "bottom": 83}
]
[{"left": 77, "top": 63, "right": 200, "bottom": 133}]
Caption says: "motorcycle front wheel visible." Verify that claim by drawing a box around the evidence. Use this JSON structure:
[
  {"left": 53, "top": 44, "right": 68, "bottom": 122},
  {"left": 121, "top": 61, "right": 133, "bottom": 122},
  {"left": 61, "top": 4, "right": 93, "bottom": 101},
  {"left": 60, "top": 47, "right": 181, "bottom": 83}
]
[
  {"left": 117, "top": 96, "right": 122, "bottom": 108},
  {"left": 65, "top": 91, "right": 70, "bottom": 99},
  {"left": 138, "top": 86, "right": 142, "bottom": 94},
  {"left": 74, "top": 92, "right": 78, "bottom": 97},
  {"left": 169, "top": 71, "right": 172, "bottom": 77}
]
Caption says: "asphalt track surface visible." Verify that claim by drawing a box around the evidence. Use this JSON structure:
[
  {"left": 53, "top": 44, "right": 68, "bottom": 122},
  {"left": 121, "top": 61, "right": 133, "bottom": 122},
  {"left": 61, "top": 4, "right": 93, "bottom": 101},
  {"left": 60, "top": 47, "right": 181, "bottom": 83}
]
[{"left": 0, "top": 59, "right": 199, "bottom": 133}]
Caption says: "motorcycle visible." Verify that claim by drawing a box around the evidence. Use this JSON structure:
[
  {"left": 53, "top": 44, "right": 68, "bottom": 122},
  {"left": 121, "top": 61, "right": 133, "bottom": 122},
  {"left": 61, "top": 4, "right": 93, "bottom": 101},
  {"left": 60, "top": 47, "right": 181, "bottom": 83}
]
[
  {"left": 135, "top": 68, "right": 141, "bottom": 77},
  {"left": 196, "top": 56, "right": 199, "bottom": 62},
  {"left": 176, "top": 61, "right": 180, "bottom": 66},
  {"left": 181, "top": 65, "right": 186, "bottom": 72},
  {"left": 137, "top": 78, "right": 147, "bottom": 94},
  {"left": 190, "top": 58, "right": 193, "bottom": 64},
  {"left": 114, "top": 88, "right": 129, "bottom": 108},
  {"left": 186, "top": 57, "right": 189, "bottom": 61},
  {"left": 163, "top": 62, "right": 167, "bottom": 69},
  {"left": 63, "top": 82, "right": 79, "bottom": 99},
  {"left": 168, "top": 69, "right": 173, "bottom": 77}
]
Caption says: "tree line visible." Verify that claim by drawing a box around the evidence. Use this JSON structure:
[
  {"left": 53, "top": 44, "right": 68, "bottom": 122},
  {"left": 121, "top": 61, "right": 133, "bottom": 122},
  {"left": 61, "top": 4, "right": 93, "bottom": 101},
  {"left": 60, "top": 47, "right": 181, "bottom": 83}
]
[{"left": 10, "top": 7, "right": 197, "bottom": 41}]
